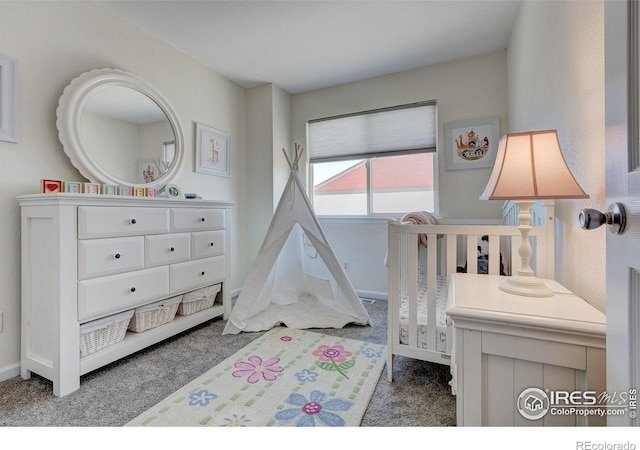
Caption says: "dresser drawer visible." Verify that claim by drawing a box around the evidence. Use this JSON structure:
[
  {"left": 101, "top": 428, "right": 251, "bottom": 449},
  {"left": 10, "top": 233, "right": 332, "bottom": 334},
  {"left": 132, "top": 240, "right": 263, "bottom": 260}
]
[
  {"left": 78, "top": 206, "right": 170, "bottom": 239},
  {"left": 78, "top": 266, "right": 170, "bottom": 321},
  {"left": 145, "top": 233, "right": 191, "bottom": 267},
  {"left": 192, "top": 230, "right": 225, "bottom": 259},
  {"left": 170, "top": 256, "right": 225, "bottom": 293},
  {"left": 171, "top": 208, "right": 224, "bottom": 232},
  {"left": 78, "top": 237, "right": 145, "bottom": 280}
]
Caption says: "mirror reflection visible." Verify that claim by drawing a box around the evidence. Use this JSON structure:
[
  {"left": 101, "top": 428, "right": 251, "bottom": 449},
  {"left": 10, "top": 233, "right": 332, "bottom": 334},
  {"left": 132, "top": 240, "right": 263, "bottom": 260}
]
[
  {"left": 81, "top": 86, "right": 175, "bottom": 184},
  {"left": 57, "top": 68, "right": 184, "bottom": 190}
]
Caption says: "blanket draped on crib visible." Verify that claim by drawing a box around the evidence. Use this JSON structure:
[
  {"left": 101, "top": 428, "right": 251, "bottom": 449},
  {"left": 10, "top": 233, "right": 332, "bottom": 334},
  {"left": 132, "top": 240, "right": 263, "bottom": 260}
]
[
  {"left": 384, "top": 211, "right": 440, "bottom": 266},
  {"left": 400, "top": 211, "right": 441, "bottom": 246}
]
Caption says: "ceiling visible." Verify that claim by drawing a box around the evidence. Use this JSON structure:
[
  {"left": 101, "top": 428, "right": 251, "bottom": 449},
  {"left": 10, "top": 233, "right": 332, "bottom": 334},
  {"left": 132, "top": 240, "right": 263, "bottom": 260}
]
[{"left": 95, "top": 0, "right": 521, "bottom": 94}]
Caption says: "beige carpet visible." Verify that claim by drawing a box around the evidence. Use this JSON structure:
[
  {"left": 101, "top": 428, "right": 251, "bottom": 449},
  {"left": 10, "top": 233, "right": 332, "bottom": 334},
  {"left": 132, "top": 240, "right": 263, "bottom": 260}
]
[{"left": 0, "top": 299, "right": 456, "bottom": 426}]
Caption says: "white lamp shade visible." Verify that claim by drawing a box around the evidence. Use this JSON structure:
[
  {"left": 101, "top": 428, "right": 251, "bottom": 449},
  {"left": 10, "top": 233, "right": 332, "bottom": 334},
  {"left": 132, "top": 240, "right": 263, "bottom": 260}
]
[{"left": 480, "top": 129, "right": 589, "bottom": 201}]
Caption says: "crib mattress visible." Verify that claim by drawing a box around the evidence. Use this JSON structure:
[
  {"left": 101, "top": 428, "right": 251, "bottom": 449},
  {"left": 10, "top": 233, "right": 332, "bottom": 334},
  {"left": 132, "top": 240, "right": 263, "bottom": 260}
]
[{"left": 399, "top": 275, "right": 448, "bottom": 353}]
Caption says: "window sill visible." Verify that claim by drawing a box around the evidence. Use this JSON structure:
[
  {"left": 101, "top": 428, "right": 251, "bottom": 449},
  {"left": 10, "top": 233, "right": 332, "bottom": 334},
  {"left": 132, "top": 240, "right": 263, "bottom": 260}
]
[{"left": 317, "top": 215, "right": 406, "bottom": 225}]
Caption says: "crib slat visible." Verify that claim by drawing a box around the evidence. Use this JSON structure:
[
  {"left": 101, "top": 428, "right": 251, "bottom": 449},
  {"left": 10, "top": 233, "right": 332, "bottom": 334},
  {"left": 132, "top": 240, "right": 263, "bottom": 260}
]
[
  {"left": 446, "top": 235, "right": 457, "bottom": 276},
  {"left": 427, "top": 233, "right": 438, "bottom": 351},
  {"left": 488, "top": 235, "right": 500, "bottom": 275},
  {"left": 500, "top": 235, "right": 512, "bottom": 276},
  {"left": 408, "top": 233, "right": 418, "bottom": 349},
  {"left": 387, "top": 225, "right": 401, "bottom": 358},
  {"left": 466, "top": 235, "right": 477, "bottom": 274}
]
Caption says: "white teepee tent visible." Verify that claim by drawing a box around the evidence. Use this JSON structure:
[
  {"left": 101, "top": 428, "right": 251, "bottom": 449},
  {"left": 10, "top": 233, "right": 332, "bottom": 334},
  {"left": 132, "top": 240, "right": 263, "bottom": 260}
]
[{"left": 223, "top": 145, "right": 372, "bottom": 334}]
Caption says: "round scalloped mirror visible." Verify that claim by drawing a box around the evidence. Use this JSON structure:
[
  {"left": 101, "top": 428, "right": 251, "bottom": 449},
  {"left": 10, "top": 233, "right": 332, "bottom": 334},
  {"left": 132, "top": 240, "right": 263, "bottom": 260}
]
[{"left": 56, "top": 68, "right": 184, "bottom": 191}]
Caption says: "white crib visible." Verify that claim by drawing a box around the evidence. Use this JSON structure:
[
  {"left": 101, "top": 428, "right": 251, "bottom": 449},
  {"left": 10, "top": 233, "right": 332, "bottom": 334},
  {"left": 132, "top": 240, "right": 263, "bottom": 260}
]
[{"left": 386, "top": 201, "right": 555, "bottom": 381}]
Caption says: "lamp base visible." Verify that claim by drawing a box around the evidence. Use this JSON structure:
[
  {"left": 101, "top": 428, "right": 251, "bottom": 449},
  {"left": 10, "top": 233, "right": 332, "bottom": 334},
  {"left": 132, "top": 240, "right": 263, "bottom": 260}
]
[
  {"left": 499, "top": 199, "right": 554, "bottom": 298},
  {"left": 499, "top": 274, "right": 554, "bottom": 298}
]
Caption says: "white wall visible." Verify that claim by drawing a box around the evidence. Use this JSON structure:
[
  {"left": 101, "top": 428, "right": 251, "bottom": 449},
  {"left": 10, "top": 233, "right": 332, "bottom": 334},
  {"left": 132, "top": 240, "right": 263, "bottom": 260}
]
[
  {"left": 245, "top": 85, "right": 276, "bottom": 275},
  {"left": 272, "top": 85, "right": 293, "bottom": 210},
  {"left": 243, "top": 84, "right": 292, "bottom": 275},
  {"left": 291, "top": 51, "right": 509, "bottom": 296},
  {"left": 0, "top": 2, "right": 247, "bottom": 377},
  {"left": 508, "top": 1, "right": 605, "bottom": 312}
]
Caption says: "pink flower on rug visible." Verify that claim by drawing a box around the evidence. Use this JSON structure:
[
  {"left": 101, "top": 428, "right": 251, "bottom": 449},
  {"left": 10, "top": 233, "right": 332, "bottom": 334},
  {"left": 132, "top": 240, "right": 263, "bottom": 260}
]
[
  {"left": 266, "top": 332, "right": 303, "bottom": 349},
  {"left": 232, "top": 356, "right": 284, "bottom": 384},
  {"left": 312, "top": 345, "right": 352, "bottom": 363}
]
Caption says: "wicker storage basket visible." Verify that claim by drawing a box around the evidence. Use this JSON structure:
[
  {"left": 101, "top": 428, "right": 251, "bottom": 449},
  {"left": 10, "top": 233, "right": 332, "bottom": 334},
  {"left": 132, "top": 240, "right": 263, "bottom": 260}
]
[
  {"left": 80, "top": 309, "right": 134, "bottom": 357},
  {"left": 177, "top": 284, "right": 221, "bottom": 316},
  {"left": 128, "top": 296, "right": 182, "bottom": 333}
]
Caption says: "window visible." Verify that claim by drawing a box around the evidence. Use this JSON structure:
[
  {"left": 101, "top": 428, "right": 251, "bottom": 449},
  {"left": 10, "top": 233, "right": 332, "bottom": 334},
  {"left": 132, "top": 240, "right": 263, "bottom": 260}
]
[{"left": 309, "top": 101, "right": 437, "bottom": 216}]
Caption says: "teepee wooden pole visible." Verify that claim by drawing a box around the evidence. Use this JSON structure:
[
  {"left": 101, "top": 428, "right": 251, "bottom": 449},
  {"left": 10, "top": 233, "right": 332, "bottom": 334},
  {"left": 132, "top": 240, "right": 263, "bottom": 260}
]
[
  {"left": 282, "top": 148, "right": 294, "bottom": 171},
  {"left": 293, "top": 143, "right": 304, "bottom": 171},
  {"left": 283, "top": 144, "right": 305, "bottom": 171}
]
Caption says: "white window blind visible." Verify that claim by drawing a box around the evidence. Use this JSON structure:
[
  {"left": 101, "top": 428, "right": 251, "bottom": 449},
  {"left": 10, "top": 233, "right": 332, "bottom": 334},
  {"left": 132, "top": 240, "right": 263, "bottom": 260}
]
[{"left": 308, "top": 101, "right": 437, "bottom": 162}]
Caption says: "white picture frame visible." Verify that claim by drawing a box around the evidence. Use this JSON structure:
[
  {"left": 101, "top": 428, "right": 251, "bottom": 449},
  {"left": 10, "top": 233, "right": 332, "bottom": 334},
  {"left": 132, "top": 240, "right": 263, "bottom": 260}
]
[
  {"left": 443, "top": 117, "right": 499, "bottom": 171},
  {"left": 195, "top": 123, "right": 231, "bottom": 177},
  {"left": 163, "top": 183, "right": 182, "bottom": 199},
  {"left": 0, "top": 54, "right": 19, "bottom": 143}
]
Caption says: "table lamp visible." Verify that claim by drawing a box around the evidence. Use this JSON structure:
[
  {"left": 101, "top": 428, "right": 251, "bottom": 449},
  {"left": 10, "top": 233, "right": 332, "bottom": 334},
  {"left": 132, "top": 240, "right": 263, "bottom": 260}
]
[{"left": 480, "top": 129, "right": 589, "bottom": 297}]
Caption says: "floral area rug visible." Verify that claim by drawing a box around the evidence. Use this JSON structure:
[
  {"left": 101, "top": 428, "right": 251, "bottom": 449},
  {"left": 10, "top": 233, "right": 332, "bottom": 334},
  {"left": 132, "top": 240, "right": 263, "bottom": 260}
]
[{"left": 125, "top": 327, "right": 386, "bottom": 427}]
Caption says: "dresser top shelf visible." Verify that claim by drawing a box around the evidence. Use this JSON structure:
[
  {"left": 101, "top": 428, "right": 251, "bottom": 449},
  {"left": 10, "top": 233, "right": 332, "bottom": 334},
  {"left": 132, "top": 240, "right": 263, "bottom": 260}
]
[{"left": 17, "top": 192, "right": 234, "bottom": 208}]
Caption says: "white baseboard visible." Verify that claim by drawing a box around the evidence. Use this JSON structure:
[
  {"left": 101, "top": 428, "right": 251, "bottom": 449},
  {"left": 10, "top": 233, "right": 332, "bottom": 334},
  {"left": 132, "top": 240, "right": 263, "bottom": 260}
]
[
  {"left": 356, "top": 290, "right": 387, "bottom": 301},
  {"left": 231, "top": 288, "right": 386, "bottom": 302},
  {"left": 0, "top": 362, "right": 20, "bottom": 383}
]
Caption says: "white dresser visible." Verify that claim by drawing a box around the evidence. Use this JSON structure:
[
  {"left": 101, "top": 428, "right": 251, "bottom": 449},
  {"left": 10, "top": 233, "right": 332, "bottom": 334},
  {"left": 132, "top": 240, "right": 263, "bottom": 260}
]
[
  {"left": 17, "top": 193, "right": 233, "bottom": 397},
  {"left": 447, "top": 273, "right": 606, "bottom": 426}
]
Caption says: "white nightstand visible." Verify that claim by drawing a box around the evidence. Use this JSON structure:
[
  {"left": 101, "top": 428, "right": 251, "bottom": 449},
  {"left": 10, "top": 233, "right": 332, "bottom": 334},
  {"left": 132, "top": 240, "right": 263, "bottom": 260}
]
[{"left": 447, "top": 273, "right": 606, "bottom": 426}]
